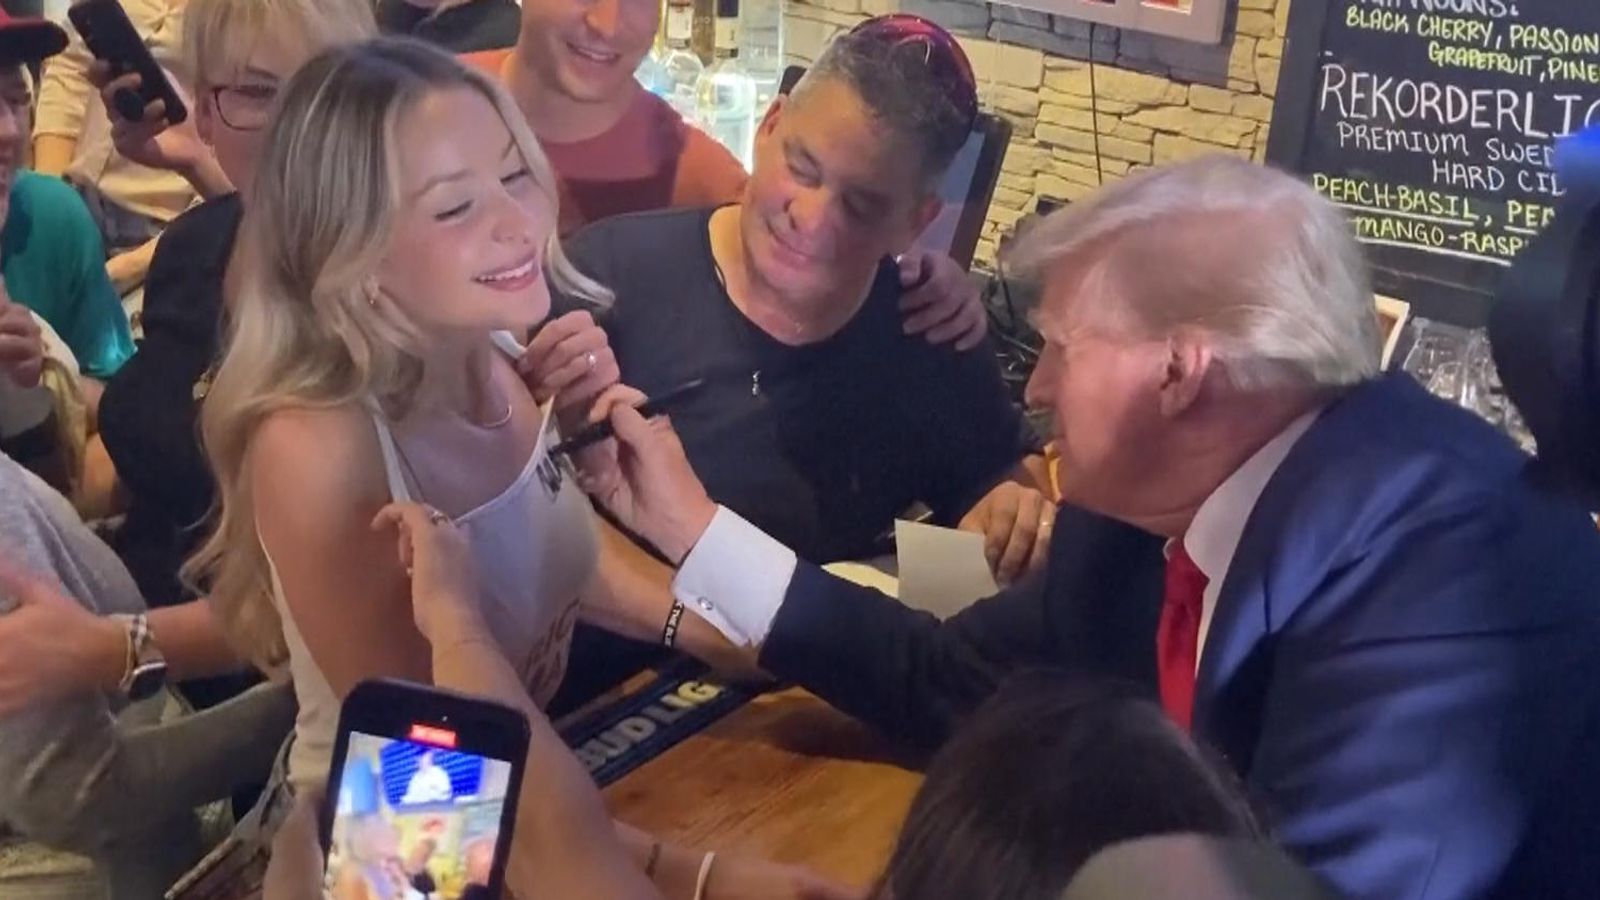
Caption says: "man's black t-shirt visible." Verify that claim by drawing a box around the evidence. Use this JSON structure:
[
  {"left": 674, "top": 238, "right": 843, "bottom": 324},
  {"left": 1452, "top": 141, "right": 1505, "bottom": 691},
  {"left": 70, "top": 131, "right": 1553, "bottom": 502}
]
[
  {"left": 377, "top": 0, "right": 521, "bottom": 54},
  {"left": 558, "top": 207, "right": 1032, "bottom": 564}
]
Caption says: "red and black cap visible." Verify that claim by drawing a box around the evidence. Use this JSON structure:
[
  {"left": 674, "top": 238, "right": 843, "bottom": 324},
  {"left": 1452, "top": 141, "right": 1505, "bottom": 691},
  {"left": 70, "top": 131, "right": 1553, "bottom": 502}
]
[{"left": 0, "top": 7, "right": 68, "bottom": 67}]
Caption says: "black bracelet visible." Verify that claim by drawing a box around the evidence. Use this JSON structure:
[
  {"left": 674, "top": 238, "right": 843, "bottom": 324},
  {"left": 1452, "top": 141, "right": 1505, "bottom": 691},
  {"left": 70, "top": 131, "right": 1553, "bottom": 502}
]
[
  {"left": 661, "top": 599, "right": 686, "bottom": 649},
  {"left": 644, "top": 840, "right": 663, "bottom": 879}
]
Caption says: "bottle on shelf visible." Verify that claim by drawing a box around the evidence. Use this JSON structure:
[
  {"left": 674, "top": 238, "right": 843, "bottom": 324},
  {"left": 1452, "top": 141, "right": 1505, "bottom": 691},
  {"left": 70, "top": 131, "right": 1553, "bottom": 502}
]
[
  {"left": 738, "top": 0, "right": 783, "bottom": 113},
  {"left": 691, "top": 0, "right": 716, "bottom": 64},
  {"left": 635, "top": 0, "right": 672, "bottom": 96},
  {"left": 695, "top": 0, "right": 756, "bottom": 168},
  {"left": 635, "top": 50, "right": 670, "bottom": 97},
  {"left": 659, "top": 0, "right": 704, "bottom": 122}
]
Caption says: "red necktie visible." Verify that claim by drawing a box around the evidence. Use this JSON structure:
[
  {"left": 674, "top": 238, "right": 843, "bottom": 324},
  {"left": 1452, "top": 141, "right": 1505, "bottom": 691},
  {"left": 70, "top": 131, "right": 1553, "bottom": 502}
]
[{"left": 1157, "top": 542, "right": 1208, "bottom": 731}]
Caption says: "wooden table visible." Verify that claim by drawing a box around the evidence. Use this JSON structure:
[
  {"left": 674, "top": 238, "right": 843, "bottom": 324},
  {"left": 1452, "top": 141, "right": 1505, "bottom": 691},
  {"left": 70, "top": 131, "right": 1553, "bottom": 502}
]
[{"left": 600, "top": 687, "right": 924, "bottom": 886}]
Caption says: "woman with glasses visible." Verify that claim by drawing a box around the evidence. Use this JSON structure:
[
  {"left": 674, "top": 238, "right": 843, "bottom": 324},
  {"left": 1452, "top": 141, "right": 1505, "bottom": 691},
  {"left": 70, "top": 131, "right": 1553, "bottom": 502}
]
[{"left": 86, "top": 0, "right": 376, "bottom": 697}]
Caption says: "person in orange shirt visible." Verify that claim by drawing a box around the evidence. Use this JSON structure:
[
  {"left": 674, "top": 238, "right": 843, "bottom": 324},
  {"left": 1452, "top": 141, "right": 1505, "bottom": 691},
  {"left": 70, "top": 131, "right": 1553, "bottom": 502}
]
[{"left": 464, "top": 0, "right": 990, "bottom": 348}]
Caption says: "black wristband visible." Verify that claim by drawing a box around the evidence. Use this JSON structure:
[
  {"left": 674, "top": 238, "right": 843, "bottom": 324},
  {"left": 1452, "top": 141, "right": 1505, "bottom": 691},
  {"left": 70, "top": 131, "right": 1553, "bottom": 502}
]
[{"left": 660, "top": 599, "right": 686, "bottom": 649}]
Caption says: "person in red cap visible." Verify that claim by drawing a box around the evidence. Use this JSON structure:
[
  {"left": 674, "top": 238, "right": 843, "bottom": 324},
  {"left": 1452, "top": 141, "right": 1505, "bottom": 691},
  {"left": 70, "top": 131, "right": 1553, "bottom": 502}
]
[{"left": 0, "top": 7, "right": 133, "bottom": 396}]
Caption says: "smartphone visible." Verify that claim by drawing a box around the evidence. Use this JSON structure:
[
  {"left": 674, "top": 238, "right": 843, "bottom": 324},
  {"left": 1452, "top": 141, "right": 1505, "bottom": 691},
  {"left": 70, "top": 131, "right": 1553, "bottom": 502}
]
[
  {"left": 322, "top": 679, "right": 530, "bottom": 900},
  {"left": 66, "top": 0, "right": 187, "bottom": 125}
]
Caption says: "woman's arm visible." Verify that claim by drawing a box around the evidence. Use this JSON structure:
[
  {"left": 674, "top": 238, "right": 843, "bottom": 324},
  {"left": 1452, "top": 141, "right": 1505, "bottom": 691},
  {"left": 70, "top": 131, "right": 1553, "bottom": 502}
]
[
  {"left": 373, "top": 503, "right": 660, "bottom": 900},
  {"left": 379, "top": 504, "right": 862, "bottom": 900},
  {"left": 251, "top": 408, "right": 432, "bottom": 698}
]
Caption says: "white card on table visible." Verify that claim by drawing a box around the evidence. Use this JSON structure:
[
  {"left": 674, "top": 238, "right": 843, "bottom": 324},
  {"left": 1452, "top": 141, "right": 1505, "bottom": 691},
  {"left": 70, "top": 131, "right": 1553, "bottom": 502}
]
[{"left": 894, "top": 520, "right": 998, "bottom": 620}]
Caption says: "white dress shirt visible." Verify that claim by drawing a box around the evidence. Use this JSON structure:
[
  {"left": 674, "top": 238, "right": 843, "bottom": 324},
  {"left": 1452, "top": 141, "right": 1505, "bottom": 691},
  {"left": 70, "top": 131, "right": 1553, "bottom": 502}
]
[
  {"left": 1177, "top": 410, "right": 1319, "bottom": 672},
  {"left": 674, "top": 412, "right": 1321, "bottom": 655},
  {"left": 673, "top": 506, "right": 799, "bottom": 648}
]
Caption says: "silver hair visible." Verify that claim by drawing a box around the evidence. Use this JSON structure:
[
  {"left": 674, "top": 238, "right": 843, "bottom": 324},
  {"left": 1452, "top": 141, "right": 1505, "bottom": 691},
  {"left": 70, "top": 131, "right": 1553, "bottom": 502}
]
[
  {"left": 792, "top": 27, "right": 972, "bottom": 185},
  {"left": 1008, "top": 156, "right": 1382, "bottom": 392}
]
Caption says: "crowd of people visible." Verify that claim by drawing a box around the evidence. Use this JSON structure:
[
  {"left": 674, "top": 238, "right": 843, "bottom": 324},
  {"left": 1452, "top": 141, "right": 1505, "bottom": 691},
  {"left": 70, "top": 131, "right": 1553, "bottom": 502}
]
[{"left": 0, "top": 0, "right": 1597, "bottom": 898}]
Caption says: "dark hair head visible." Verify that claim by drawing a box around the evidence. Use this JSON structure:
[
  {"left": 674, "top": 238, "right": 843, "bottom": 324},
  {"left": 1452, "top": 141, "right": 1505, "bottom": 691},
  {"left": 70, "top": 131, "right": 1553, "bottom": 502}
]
[
  {"left": 871, "top": 676, "right": 1259, "bottom": 900},
  {"left": 792, "top": 14, "right": 977, "bottom": 186}
]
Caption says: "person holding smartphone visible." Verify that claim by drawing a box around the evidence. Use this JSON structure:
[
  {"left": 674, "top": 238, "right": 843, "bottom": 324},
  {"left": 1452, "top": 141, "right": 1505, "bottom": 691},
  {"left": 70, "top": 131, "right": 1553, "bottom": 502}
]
[
  {"left": 193, "top": 37, "right": 842, "bottom": 898},
  {"left": 32, "top": 0, "right": 194, "bottom": 300}
]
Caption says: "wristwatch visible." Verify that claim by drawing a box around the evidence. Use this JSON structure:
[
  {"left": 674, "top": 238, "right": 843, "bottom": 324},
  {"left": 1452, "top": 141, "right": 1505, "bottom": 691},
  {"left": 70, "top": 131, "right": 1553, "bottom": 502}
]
[{"left": 110, "top": 613, "right": 168, "bottom": 701}]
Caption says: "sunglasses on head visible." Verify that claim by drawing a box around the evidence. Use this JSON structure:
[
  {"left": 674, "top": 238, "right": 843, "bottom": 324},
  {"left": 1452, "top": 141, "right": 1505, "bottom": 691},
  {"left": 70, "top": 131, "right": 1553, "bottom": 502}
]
[{"left": 848, "top": 13, "right": 979, "bottom": 129}]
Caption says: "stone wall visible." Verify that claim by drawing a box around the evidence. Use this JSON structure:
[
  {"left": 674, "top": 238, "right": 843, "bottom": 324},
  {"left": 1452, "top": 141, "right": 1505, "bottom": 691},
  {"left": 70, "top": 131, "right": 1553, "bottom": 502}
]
[{"left": 784, "top": 0, "right": 1293, "bottom": 266}]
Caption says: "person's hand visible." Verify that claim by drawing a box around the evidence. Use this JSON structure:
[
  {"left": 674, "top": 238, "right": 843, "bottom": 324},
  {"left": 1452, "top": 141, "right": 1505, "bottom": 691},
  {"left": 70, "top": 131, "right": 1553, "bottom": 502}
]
[
  {"left": 573, "top": 385, "right": 717, "bottom": 564},
  {"left": 518, "top": 310, "right": 620, "bottom": 423},
  {"left": 897, "top": 249, "right": 987, "bottom": 351},
  {"left": 0, "top": 558, "right": 127, "bottom": 716},
  {"left": 92, "top": 62, "right": 210, "bottom": 176},
  {"left": 105, "top": 247, "right": 149, "bottom": 294},
  {"left": 0, "top": 288, "right": 44, "bottom": 388},
  {"left": 959, "top": 481, "right": 1056, "bottom": 585},
  {"left": 371, "top": 503, "right": 487, "bottom": 649},
  {"left": 703, "top": 855, "right": 867, "bottom": 900},
  {"left": 264, "top": 787, "right": 325, "bottom": 900}
]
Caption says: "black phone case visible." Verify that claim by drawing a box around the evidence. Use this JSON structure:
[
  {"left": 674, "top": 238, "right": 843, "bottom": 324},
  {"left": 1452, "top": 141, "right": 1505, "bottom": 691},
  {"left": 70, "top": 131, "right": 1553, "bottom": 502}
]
[
  {"left": 320, "top": 679, "right": 531, "bottom": 899},
  {"left": 67, "top": 0, "right": 187, "bottom": 125}
]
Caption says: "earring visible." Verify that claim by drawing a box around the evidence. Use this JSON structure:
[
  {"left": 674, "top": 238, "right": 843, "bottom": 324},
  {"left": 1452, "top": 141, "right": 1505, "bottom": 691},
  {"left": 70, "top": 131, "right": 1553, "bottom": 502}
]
[{"left": 363, "top": 278, "right": 381, "bottom": 308}]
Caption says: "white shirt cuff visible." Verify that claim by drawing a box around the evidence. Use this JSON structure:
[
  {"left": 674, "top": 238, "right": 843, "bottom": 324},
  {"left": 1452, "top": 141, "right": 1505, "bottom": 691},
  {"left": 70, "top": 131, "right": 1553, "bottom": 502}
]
[{"left": 671, "top": 506, "right": 797, "bottom": 648}]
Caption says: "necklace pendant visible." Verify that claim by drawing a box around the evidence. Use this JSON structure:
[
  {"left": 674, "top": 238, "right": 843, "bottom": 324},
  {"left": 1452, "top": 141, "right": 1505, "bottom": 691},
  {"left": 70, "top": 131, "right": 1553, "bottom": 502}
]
[{"left": 751, "top": 370, "right": 762, "bottom": 397}]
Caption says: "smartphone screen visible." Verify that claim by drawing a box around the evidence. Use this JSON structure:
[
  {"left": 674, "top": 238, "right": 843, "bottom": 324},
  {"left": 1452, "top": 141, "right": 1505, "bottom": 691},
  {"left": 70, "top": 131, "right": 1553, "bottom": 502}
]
[{"left": 323, "top": 680, "right": 528, "bottom": 900}]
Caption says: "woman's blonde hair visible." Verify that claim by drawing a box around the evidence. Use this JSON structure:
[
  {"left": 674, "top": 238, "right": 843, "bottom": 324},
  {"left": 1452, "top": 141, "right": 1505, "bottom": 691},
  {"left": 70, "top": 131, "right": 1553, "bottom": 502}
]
[
  {"left": 185, "top": 38, "right": 612, "bottom": 672},
  {"left": 183, "top": 0, "right": 376, "bottom": 92}
]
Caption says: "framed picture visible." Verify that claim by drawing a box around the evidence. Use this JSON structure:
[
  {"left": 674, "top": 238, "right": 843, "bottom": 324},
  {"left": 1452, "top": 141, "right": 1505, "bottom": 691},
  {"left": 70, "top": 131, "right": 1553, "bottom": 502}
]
[{"left": 1008, "top": 0, "right": 1228, "bottom": 44}]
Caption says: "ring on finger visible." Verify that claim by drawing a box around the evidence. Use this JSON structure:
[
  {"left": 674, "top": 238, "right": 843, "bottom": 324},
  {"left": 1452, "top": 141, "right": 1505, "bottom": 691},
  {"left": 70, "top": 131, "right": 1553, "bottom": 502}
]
[
  {"left": 584, "top": 351, "right": 598, "bottom": 370},
  {"left": 425, "top": 507, "right": 450, "bottom": 526}
]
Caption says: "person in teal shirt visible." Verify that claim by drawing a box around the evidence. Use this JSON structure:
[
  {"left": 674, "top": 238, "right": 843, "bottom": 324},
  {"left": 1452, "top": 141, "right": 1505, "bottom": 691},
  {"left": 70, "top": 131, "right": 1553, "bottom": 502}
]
[
  {"left": 2, "top": 170, "right": 135, "bottom": 381},
  {"left": 0, "top": 12, "right": 133, "bottom": 383}
]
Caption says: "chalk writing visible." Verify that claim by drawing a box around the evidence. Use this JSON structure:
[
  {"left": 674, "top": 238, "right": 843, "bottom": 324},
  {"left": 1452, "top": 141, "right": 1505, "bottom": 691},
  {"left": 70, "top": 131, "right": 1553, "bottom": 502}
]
[{"left": 1273, "top": 0, "right": 1599, "bottom": 314}]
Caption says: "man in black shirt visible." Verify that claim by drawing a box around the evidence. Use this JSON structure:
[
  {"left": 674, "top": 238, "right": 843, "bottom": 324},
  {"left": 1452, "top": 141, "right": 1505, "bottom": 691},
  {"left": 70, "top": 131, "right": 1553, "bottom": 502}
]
[
  {"left": 558, "top": 206, "right": 1036, "bottom": 565},
  {"left": 542, "top": 15, "right": 1050, "bottom": 697}
]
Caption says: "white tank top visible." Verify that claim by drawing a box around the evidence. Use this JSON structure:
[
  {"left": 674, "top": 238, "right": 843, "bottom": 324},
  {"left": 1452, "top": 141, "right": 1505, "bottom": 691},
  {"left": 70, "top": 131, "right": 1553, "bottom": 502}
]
[{"left": 270, "top": 340, "right": 599, "bottom": 789}]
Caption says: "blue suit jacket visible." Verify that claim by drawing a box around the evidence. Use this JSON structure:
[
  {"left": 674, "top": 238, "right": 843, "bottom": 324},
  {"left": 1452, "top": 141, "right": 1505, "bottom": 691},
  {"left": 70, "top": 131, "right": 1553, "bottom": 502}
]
[{"left": 760, "top": 374, "right": 1600, "bottom": 900}]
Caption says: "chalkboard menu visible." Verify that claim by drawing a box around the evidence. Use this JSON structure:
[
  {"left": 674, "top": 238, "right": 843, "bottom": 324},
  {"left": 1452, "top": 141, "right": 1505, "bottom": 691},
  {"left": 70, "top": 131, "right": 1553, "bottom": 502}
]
[{"left": 1267, "top": 0, "right": 1600, "bottom": 326}]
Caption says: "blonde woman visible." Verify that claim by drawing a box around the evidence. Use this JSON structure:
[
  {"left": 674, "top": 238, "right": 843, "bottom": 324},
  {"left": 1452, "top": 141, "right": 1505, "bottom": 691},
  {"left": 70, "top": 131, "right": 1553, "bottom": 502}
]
[
  {"left": 215, "top": 38, "right": 856, "bottom": 899},
  {"left": 188, "top": 35, "right": 612, "bottom": 793}
]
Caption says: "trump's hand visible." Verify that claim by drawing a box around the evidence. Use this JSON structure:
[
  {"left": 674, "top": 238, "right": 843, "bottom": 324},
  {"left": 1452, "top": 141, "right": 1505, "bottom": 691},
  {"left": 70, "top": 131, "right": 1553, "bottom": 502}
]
[
  {"left": 573, "top": 386, "right": 717, "bottom": 565},
  {"left": 959, "top": 481, "right": 1056, "bottom": 585}
]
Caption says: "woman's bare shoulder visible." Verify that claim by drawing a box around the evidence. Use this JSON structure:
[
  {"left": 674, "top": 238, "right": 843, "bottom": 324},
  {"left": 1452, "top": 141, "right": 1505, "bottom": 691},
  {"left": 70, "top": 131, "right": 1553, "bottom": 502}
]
[{"left": 248, "top": 404, "right": 390, "bottom": 525}]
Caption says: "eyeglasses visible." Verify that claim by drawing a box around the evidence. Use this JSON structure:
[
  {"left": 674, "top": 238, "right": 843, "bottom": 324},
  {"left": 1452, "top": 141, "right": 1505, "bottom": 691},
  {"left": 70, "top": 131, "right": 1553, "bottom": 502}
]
[
  {"left": 847, "top": 13, "right": 978, "bottom": 129},
  {"left": 209, "top": 83, "right": 278, "bottom": 132}
]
